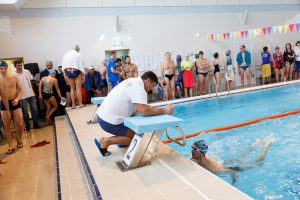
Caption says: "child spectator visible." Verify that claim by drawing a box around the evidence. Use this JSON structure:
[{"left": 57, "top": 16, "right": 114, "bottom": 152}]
[{"left": 261, "top": 47, "right": 272, "bottom": 84}]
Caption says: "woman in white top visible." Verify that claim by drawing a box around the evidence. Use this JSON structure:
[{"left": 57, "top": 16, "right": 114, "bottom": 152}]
[
  {"left": 293, "top": 41, "right": 300, "bottom": 79},
  {"left": 62, "top": 45, "right": 85, "bottom": 109}
]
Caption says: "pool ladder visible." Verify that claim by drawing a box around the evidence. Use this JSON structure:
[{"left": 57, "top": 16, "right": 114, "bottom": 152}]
[
  {"left": 165, "top": 126, "right": 186, "bottom": 146},
  {"left": 208, "top": 75, "right": 230, "bottom": 96}
]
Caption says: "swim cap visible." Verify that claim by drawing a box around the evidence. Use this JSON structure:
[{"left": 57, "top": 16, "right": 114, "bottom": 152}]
[
  {"left": 193, "top": 140, "right": 208, "bottom": 155},
  {"left": 48, "top": 69, "right": 56, "bottom": 75},
  {"left": 225, "top": 50, "right": 231, "bottom": 56},
  {"left": 0, "top": 61, "right": 8, "bottom": 67}
]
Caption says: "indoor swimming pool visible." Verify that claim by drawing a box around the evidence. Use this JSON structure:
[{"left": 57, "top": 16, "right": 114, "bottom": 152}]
[{"left": 166, "top": 83, "right": 300, "bottom": 200}]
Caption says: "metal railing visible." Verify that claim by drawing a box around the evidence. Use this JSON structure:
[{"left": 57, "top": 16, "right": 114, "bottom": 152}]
[{"left": 165, "top": 126, "right": 186, "bottom": 146}]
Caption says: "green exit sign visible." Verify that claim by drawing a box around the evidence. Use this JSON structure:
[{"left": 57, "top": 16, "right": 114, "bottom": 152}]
[{"left": 112, "top": 40, "right": 124, "bottom": 46}]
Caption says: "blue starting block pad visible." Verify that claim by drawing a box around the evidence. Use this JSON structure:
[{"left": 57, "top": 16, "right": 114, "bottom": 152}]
[
  {"left": 124, "top": 115, "right": 183, "bottom": 134},
  {"left": 91, "top": 97, "right": 105, "bottom": 105}
]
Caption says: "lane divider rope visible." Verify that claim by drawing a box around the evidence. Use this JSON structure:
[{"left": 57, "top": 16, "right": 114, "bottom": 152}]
[{"left": 162, "top": 109, "right": 300, "bottom": 144}]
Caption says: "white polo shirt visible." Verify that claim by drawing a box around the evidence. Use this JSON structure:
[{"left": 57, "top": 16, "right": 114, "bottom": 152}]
[
  {"left": 62, "top": 49, "right": 84, "bottom": 72},
  {"left": 96, "top": 77, "right": 147, "bottom": 125},
  {"left": 15, "top": 69, "right": 35, "bottom": 100}
]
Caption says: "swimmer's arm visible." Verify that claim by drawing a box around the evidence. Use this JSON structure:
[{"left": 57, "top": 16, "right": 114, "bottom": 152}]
[
  {"left": 54, "top": 79, "right": 63, "bottom": 99},
  {"left": 122, "top": 67, "right": 126, "bottom": 80},
  {"left": 0, "top": 88, "right": 10, "bottom": 111},
  {"left": 135, "top": 103, "right": 173, "bottom": 116},
  {"left": 38, "top": 78, "right": 43, "bottom": 98},
  {"left": 160, "top": 64, "right": 164, "bottom": 77},
  {"left": 134, "top": 65, "right": 138, "bottom": 77}
]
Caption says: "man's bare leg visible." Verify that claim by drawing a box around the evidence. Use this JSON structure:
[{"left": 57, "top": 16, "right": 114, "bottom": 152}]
[
  {"left": 1, "top": 111, "right": 16, "bottom": 151},
  {"left": 12, "top": 109, "right": 24, "bottom": 147},
  {"left": 256, "top": 138, "right": 273, "bottom": 162},
  {"left": 99, "top": 129, "right": 135, "bottom": 149},
  {"left": 236, "top": 138, "right": 262, "bottom": 160}
]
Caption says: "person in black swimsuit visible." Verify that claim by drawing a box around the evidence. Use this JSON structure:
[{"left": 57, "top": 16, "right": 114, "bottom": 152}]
[
  {"left": 213, "top": 52, "right": 221, "bottom": 93},
  {"left": 1, "top": 100, "right": 21, "bottom": 111},
  {"left": 160, "top": 52, "right": 176, "bottom": 100},
  {"left": 0, "top": 60, "right": 25, "bottom": 154},
  {"left": 283, "top": 43, "right": 295, "bottom": 81},
  {"left": 164, "top": 74, "right": 175, "bottom": 80}
]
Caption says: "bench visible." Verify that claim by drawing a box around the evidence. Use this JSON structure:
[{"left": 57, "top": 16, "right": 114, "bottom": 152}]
[{"left": 116, "top": 114, "right": 183, "bottom": 171}]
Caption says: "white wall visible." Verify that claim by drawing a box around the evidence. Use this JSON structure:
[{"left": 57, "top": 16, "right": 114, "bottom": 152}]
[{"left": 0, "top": 9, "right": 300, "bottom": 74}]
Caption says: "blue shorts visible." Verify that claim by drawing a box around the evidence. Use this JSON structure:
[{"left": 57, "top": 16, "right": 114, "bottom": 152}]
[
  {"left": 66, "top": 70, "right": 81, "bottom": 79},
  {"left": 175, "top": 80, "right": 182, "bottom": 87},
  {"left": 110, "top": 81, "right": 119, "bottom": 88},
  {"left": 98, "top": 118, "right": 128, "bottom": 136},
  {"left": 295, "top": 61, "right": 300, "bottom": 72}
]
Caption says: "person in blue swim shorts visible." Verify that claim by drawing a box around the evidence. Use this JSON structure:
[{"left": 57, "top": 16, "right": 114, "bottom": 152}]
[
  {"left": 94, "top": 71, "right": 174, "bottom": 156},
  {"left": 236, "top": 45, "right": 252, "bottom": 87}
]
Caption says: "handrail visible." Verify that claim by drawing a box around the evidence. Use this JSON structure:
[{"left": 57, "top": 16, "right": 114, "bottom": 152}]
[
  {"left": 221, "top": 75, "right": 230, "bottom": 95},
  {"left": 162, "top": 109, "right": 300, "bottom": 144},
  {"left": 165, "top": 126, "right": 186, "bottom": 146}
]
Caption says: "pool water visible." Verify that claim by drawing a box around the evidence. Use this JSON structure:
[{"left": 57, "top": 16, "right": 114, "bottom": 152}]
[{"left": 167, "top": 84, "right": 300, "bottom": 200}]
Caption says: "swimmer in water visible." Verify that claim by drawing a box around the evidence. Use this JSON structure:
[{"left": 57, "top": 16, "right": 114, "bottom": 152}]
[{"left": 191, "top": 138, "right": 273, "bottom": 184}]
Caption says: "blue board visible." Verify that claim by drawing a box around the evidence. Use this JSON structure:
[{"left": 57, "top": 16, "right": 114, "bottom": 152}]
[
  {"left": 91, "top": 97, "right": 105, "bottom": 105},
  {"left": 124, "top": 115, "right": 183, "bottom": 134}
]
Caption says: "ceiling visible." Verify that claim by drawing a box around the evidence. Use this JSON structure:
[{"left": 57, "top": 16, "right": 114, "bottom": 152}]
[{"left": 1, "top": 0, "right": 299, "bottom": 10}]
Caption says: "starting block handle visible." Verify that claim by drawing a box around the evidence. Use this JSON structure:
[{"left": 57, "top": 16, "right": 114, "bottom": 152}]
[{"left": 165, "top": 126, "right": 186, "bottom": 146}]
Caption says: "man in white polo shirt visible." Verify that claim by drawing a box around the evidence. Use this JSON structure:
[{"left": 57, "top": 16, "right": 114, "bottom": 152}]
[
  {"left": 94, "top": 71, "right": 174, "bottom": 156},
  {"left": 14, "top": 59, "right": 40, "bottom": 131}
]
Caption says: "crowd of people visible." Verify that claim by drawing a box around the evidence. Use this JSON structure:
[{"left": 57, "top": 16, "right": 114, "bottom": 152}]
[
  {"left": 0, "top": 40, "right": 299, "bottom": 155},
  {"left": 160, "top": 41, "right": 300, "bottom": 100}
]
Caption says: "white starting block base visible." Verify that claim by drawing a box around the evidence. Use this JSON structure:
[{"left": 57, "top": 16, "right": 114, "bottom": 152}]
[
  {"left": 117, "top": 115, "right": 182, "bottom": 171},
  {"left": 116, "top": 130, "right": 164, "bottom": 171},
  {"left": 87, "top": 97, "right": 105, "bottom": 124}
]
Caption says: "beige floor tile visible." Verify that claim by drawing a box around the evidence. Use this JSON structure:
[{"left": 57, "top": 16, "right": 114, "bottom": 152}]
[
  {"left": 125, "top": 185, "right": 165, "bottom": 200},
  {"left": 0, "top": 124, "right": 55, "bottom": 200},
  {"left": 163, "top": 188, "right": 207, "bottom": 200},
  {"left": 194, "top": 178, "right": 251, "bottom": 199}
]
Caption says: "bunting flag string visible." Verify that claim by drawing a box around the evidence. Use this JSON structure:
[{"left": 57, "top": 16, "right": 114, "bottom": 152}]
[{"left": 206, "top": 22, "right": 299, "bottom": 40}]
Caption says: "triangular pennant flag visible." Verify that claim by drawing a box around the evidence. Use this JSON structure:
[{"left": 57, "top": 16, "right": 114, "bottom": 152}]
[
  {"left": 234, "top": 32, "right": 237, "bottom": 39},
  {"left": 248, "top": 30, "right": 252, "bottom": 38},
  {"left": 278, "top": 25, "right": 283, "bottom": 34},
  {"left": 289, "top": 24, "right": 294, "bottom": 32},
  {"left": 227, "top": 33, "right": 230, "bottom": 39},
  {"left": 296, "top": 23, "right": 300, "bottom": 31},
  {"left": 283, "top": 24, "right": 289, "bottom": 33},
  {"left": 245, "top": 30, "right": 248, "bottom": 37},
  {"left": 267, "top": 27, "right": 272, "bottom": 34},
  {"left": 256, "top": 29, "right": 261, "bottom": 35},
  {"left": 210, "top": 34, "right": 214, "bottom": 40},
  {"left": 262, "top": 27, "right": 267, "bottom": 35},
  {"left": 206, "top": 34, "right": 210, "bottom": 40},
  {"left": 272, "top": 26, "right": 278, "bottom": 33},
  {"left": 241, "top": 31, "right": 245, "bottom": 38},
  {"left": 223, "top": 33, "right": 226, "bottom": 39}
]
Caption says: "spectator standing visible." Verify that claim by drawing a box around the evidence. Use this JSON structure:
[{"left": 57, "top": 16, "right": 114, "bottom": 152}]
[
  {"left": 14, "top": 59, "right": 40, "bottom": 131},
  {"left": 273, "top": 47, "right": 284, "bottom": 82},
  {"left": 62, "top": 45, "right": 85, "bottom": 109},
  {"left": 236, "top": 45, "right": 252, "bottom": 87},
  {"left": 294, "top": 41, "right": 300, "bottom": 79},
  {"left": 283, "top": 43, "right": 295, "bottom": 81},
  {"left": 261, "top": 47, "right": 272, "bottom": 84}
]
